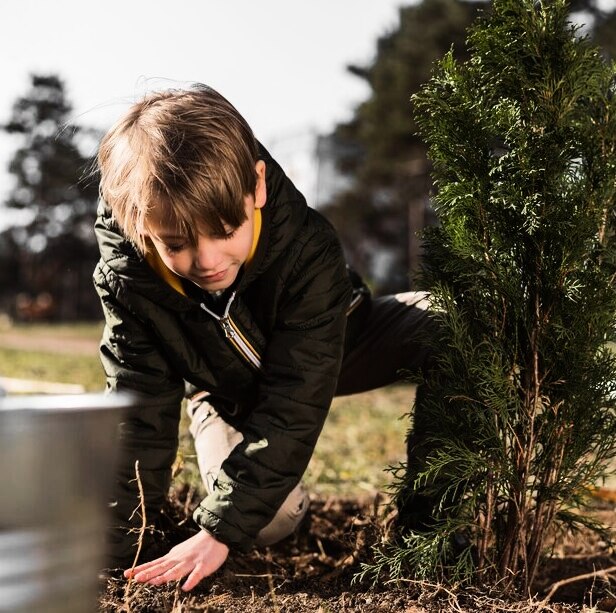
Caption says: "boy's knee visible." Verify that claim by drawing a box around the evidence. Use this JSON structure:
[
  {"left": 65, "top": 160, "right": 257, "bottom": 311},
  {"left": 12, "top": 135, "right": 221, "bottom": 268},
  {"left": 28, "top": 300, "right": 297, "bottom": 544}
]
[
  {"left": 255, "top": 483, "right": 310, "bottom": 546},
  {"left": 187, "top": 393, "right": 244, "bottom": 493},
  {"left": 393, "top": 290, "right": 431, "bottom": 311},
  {"left": 187, "top": 392, "right": 216, "bottom": 437}
]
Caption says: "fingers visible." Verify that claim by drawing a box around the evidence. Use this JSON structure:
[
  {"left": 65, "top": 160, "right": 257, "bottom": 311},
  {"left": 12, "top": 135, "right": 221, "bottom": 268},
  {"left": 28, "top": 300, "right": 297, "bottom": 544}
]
[
  {"left": 147, "top": 562, "right": 189, "bottom": 586},
  {"left": 124, "top": 557, "right": 167, "bottom": 579},
  {"left": 124, "top": 557, "right": 176, "bottom": 582},
  {"left": 121, "top": 530, "right": 229, "bottom": 590},
  {"left": 130, "top": 561, "right": 189, "bottom": 585},
  {"left": 181, "top": 564, "right": 207, "bottom": 592},
  {"left": 124, "top": 559, "right": 162, "bottom": 578},
  {"left": 124, "top": 556, "right": 217, "bottom": 590}
]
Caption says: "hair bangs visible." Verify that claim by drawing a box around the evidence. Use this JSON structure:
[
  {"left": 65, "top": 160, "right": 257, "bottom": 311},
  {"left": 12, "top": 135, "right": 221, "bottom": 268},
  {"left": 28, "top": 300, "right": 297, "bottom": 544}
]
[{"left": 98, "top": 84, "right": 259, "bottom": 253}]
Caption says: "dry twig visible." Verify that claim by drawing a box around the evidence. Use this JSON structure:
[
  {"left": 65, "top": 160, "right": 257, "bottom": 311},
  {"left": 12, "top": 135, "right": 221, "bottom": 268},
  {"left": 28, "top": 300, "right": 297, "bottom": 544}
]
[
  {"left": 121, "top": 460, "right": 148, "bottom": 611},
  {"left": 539, "top": 563, "right": 616, "bottom": 606}
]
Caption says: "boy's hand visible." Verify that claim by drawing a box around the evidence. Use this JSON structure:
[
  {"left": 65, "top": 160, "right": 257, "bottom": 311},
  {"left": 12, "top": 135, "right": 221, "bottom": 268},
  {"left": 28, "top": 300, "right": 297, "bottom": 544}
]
[{"left": 123, "top": 530, "right": 229, "bottom": 591}]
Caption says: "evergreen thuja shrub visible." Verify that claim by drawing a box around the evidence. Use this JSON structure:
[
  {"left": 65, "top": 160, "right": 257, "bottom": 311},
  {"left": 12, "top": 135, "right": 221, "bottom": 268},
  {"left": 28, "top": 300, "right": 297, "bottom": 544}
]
[{"left": 360, "top": 0, "right": 616, "bottom": 594}]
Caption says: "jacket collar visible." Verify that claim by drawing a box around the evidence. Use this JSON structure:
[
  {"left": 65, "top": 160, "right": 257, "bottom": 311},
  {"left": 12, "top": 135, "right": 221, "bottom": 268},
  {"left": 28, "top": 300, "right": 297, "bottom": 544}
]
[{"left": 235, "top": 143, "right": 307, "bottom": 289}]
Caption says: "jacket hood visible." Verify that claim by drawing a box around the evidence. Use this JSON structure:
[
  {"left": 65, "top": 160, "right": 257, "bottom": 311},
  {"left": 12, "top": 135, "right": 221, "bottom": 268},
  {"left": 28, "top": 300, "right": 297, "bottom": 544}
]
[
  {"left": 239, "top": 144, "right": 308, "bottom": 287},
  {"left": 94, "top": 142, "right": 309, "bottom": 306}
]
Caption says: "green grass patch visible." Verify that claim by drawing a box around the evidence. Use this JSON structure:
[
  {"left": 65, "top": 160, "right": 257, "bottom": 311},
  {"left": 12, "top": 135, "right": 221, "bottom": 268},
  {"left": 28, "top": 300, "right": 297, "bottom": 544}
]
[
  {"left": 0, "top": 346, "right": 105, "bottom": 391},
  {"left": 305, "top": 385, "right": 411, "bottom": 496},
  {"left": 3, "top": 321, "right": 104, "bottom": 340}
]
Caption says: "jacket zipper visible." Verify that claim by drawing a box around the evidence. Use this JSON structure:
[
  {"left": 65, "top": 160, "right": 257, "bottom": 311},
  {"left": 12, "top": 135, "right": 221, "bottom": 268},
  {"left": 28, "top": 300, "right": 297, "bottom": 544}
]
[
  {"left": 346, "top": 289, "right": 366, "bottom": 316},
  {"left": 201, "top": 289, "right": 364, "bottom": 371},
  {"left": 200, "top": 291, "right": 263, "bottom": 371}
]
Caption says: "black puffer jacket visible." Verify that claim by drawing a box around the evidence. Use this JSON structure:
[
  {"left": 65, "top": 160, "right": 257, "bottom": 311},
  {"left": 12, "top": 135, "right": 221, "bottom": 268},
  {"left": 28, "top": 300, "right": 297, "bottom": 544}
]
[{"left": 94, "top": 147, "right": 355, "bottom": 555}]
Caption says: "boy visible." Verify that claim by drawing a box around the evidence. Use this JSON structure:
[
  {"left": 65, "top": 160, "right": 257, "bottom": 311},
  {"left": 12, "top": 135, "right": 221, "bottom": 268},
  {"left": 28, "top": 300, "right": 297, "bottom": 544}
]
[{"left": 94, "top": 84, "right": 433, "bottom": 591}]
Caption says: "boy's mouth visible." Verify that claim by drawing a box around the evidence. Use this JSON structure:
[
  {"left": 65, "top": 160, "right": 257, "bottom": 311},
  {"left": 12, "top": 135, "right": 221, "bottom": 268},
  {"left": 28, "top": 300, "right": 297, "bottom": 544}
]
[{"left": 198, "top": 269, "right": 228, "bottom": 283}]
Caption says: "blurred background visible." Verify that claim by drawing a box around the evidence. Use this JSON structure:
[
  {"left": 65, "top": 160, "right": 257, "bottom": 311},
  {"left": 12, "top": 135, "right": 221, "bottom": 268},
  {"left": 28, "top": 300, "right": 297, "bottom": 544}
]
[{"left": 1, "top": 0, "right": 615, "bottom": 323}]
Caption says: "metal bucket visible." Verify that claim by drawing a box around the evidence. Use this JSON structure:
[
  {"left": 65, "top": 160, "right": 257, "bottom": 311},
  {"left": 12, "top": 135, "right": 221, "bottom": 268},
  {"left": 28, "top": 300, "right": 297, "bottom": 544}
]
[{"left": 0, "top": 393, "right": 134, "bottom": 613}]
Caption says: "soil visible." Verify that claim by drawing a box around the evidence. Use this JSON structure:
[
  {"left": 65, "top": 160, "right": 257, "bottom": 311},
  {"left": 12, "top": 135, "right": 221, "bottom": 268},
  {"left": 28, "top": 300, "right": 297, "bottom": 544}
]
[{"left": 98, "top": 490, "right": 616, "bottom": 613}]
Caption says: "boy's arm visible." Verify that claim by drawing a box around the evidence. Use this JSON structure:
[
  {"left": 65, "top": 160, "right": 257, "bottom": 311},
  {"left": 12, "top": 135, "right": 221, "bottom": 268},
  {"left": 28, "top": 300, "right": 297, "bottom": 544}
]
[
  {"left": 95, "top": 269, "right": 185, "bottom": 566},
  {"left": 194, "top": 226, "right": 353, "bottom": 551}
]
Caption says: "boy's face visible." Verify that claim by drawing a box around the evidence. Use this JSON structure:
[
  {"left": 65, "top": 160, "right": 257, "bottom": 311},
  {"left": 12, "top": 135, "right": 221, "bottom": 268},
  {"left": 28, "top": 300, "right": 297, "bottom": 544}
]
[{"left": 147, "top": 161, "right": 266, "bottom": 292}]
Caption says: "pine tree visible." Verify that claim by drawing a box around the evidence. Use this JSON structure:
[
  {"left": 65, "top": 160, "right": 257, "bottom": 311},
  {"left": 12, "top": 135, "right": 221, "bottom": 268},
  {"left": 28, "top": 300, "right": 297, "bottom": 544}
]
[
  {"left": 2, "top": 74, "right": 101, "bottom": 319},
  {"left": 361, "top": 0, "right": 616, "bottom": 594}
]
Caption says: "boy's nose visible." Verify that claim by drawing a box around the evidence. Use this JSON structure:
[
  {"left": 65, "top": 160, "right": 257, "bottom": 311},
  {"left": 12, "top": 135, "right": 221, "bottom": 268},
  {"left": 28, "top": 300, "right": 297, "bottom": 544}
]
[{"left": 194, "top": 238, "right": 222, "bottom": 271}]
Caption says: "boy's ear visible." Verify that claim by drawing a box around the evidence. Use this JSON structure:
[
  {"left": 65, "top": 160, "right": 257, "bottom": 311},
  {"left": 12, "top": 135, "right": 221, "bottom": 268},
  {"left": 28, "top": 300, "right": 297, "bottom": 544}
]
[{"left": 254, "top": 160, "right": 267, "bottom": 209}]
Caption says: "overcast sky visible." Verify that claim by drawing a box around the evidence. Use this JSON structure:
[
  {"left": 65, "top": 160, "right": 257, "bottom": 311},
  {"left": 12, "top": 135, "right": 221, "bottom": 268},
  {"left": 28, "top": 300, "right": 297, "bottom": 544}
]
[
  {"left": 1, "top": 0, "right": 415, "bottom": 209},
  {"left": 6, "top": 1, "right": 416, "bottom": 134},
  {"left": 2, "top": 0, "right": 615, "bottom": 213}
]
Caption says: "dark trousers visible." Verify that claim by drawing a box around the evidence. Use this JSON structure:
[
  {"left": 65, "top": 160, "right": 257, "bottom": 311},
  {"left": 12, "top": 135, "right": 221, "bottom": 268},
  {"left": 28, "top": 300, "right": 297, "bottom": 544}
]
[
  {"left": 337, "top": 291, "right": 439, "bottom": 529},
  {"left": 336, "top": 291, "right": 434, "bottom": 396}
]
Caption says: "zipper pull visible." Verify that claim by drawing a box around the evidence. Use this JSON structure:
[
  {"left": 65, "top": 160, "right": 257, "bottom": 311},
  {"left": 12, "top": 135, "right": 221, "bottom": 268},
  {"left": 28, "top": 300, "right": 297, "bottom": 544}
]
[{"left": 220, "top": 317, "right": 235, "bottom": 339}]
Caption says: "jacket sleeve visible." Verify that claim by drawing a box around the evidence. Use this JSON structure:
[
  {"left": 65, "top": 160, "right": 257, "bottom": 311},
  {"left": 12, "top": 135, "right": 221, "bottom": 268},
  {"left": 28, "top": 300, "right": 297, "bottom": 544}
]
[
  {"left": 94, "top": 265, "right": 185, "bottom": 562},
  {"left": 193, "top": 226, "right": 352, "bottom": 551}
]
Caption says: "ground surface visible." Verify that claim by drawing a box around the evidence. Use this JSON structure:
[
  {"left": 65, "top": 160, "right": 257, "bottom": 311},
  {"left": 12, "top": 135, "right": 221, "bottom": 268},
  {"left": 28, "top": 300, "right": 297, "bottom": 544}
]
[
  {"left": 2, "top": 321, "right": 615, "bottom": 612},
  {"left": 99, "top": 491, "right": 616, "bottom": 613}
]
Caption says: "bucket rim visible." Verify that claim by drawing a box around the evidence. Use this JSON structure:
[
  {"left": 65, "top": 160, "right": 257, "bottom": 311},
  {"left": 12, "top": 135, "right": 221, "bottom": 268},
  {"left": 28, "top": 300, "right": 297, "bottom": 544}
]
[{"left": 0, "top": 392, "right": 137, "bottom": 412}]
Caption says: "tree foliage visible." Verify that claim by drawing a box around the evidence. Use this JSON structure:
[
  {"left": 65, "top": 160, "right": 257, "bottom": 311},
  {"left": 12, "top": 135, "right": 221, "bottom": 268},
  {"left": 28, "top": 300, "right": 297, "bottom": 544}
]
[
  {"left": 2, "top": 74, "right": 101, "bottom": 320},
  {"left": 323, "top": 0, "right": 616, "bottom": 294},
  {"left": 362, "top": 0, "right": 616, "bottom": 593}
]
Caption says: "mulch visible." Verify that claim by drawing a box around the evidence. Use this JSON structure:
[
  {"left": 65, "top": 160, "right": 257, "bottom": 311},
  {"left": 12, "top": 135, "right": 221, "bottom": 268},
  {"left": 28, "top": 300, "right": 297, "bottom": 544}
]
[{"left": 98, "top": 490, "right": 616, "bottom": 612}]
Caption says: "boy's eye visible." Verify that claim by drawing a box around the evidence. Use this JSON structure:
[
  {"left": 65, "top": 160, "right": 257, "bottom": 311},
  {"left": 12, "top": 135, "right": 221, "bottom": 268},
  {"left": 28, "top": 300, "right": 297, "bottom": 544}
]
[
  {"left": 165, "top": 243, "right": 188, "bottom": 254},
  {"left": 210, "top": 229, "right": 237, "bottom": 240}
]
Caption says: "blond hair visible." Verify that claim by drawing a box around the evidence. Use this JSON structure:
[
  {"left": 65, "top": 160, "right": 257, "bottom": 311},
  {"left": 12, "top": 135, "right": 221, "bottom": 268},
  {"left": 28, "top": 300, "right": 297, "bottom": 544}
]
[{"left": 97, "top": 84, "right": 259, "bottom": 253}]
